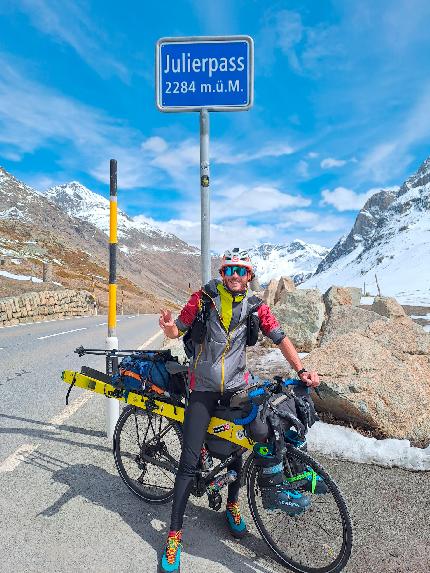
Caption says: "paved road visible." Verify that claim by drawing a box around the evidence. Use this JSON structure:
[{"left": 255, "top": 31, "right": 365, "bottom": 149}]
[{"left": 1, "top": 316, "right": 429, "bottom": 573}]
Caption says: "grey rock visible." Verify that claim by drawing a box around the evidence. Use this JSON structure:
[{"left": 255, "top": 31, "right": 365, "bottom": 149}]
[
  {"left": 370, "top": 296, "right": 406, "bottom": 319},
  {"left": 320, "top": 306, "right": 388, "bottom": 346},
  {"left": 273, "top": 288, "right": 324, "bottom": 352}
]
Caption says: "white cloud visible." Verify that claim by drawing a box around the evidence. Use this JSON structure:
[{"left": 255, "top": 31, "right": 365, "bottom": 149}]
[
  {"left": 307, "top": 151, "right": 319, "bottom": 159},
  {"left": 297, "top": 160, "right": 309, "bottom": 178},
  {"left": 212, "top": 184, "right": 311, "bottom": 221},
  {"left": 320, "top": 157, "right": 347, "bottom": 169},
  {"left": 134, "top": 215, "right": 272, "bottom": 254},
  {"left": 141, "top": 137, "right": 169, "bottom": 154},
  {"left": 320, "top": 186, "right": 375, "bottom": 212},
  {"left": 15, "top": 0, "right": 129, "bottom": 81},
  {"left": 276, "top": 210, "right": 348, "bottom": 233}
]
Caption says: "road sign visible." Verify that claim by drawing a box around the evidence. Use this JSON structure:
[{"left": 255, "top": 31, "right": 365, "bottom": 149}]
[{"left": 156, "top": 36, "right": 254, "bottom": 112}]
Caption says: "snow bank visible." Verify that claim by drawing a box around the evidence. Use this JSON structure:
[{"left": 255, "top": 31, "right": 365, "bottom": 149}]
[
  {"left": 307, "top": 421, "right": 430, "bottom": 471},
  {"left": 0, "top": 270, "right": 42, "bottom": 282}
]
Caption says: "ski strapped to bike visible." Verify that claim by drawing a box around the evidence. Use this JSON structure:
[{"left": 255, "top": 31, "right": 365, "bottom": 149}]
[{"left": 61, "top": 369, "right": 255, "bottom": 449}]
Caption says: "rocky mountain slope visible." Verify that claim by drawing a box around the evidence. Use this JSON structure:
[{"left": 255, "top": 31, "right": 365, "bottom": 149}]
[
  {"left": 249, "top": 240, "right": 329, "bottom": 285},
  {"left": 0, "top": 168, "right": 203, "bottom": 309},
  {"left": 303, "top": 157, "right": 430, "bottom": 305}
]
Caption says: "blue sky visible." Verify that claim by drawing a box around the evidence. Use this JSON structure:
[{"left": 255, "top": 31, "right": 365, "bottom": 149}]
[{"left": 1, "top": 1, "right": 430, "bottom": 253}]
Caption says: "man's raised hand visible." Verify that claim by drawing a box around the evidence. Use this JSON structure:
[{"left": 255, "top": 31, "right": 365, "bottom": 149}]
[
  {"left": 159, "top": 309, "right": 174, "bottom": 330},
  {"left": 159, "top": 309, "right": 179, "bottom": 339}
]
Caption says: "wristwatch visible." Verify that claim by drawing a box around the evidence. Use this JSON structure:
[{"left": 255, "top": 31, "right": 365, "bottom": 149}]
[{"left": 297, "top": 368, "right": 307, "bottom": 376}]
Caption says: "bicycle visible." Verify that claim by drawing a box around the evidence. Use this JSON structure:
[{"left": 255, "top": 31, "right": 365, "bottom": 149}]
[{"left": 63, "top": 348, "right": 353, "bottom": 573}]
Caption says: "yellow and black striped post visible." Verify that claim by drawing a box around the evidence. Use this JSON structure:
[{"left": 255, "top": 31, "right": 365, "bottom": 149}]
[
  {"left": 108, "top": 159, "right": 118, "bottom": 338},
  {"left": 105, "top": 159, "right": 119, "bottom": 438}
]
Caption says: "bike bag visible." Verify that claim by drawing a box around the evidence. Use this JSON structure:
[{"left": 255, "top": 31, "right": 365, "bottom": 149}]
[
  {"left": 113, "top": 351, "right": 187, "bottom": 400},
  {"left": 205, "top": 404, "right": 249, "bottom": 460}
]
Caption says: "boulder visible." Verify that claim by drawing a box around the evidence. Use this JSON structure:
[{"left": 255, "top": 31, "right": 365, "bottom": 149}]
[
  {"left": 274, "top": 276, "right": 296, "bottom": 305},
  {"left": 371, "top": 296, "right": 406, "bottom": 319},
  {"left": 303, "top": 318, "right": 430, "bottom": 445},
  {"left": 273, "top": 289, "right": 325, "bottom": 352},
  {"left": 320, "top": 306, "right": 389, "bottom": 346},
  {"left": 262, "top": 278, "right": 278, "bottom": 307},
  {"left": 162, "top": 336, "right": 188, "bottom": 364},
  {"left": 345, "top": 287, "right": 362, "bottom": 307},
  {"left": 249, "top": 276, "right": 261, "bottom": 293},
  {"left": 323, "top": 286, "right": 353, "bottom": 314}
]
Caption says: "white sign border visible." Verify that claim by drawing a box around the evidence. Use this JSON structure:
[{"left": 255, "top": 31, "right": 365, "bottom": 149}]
[{"left": 155, "top": 35, "right": 254, "bottom": 113}]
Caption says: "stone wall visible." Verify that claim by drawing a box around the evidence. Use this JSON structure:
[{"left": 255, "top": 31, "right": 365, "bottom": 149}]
[{"left": 0, "top": 289, "right": 96, "bottom": 327}]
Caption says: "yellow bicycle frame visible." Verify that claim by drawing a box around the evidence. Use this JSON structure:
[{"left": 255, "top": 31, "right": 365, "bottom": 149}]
[{"left": 62, "top": 370, "right": 254, "bottom": 449}]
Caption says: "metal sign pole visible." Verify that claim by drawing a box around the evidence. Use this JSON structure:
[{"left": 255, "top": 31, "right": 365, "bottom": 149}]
[
  {"left": 105, "top": 159, "right": 119, "bottom": 439},
  {"left": 200, "top": 108, "right": 210, "bottom": 285}
]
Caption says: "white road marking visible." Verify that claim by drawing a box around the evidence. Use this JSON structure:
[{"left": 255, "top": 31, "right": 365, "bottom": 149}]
[
  {"left": 0, "top": 444, "right": 40, "bottom": 473},
  {"left": 138, "top": 330, "right": 164, "bottom": 350},
  {"left": 97, "top": 322, "right": 108, "bottom": 326},
  {"left": 0, "top": 394, "right": 94, "bottom": 473},
  {"left": 48, "top": 392, "right": 93, "bottom": 427},
  {"left": 37, "top": 327, "right": 87, "bottom": 340}
]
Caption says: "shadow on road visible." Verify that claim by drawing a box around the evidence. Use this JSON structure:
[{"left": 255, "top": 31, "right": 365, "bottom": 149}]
[{"left": 38, "top": 462, "right": 279, "bottom": 573}]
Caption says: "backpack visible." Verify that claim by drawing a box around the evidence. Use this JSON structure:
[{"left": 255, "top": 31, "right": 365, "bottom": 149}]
[
  {"left": 183, "top": 291, "right": 263, "bottom": 358},
  {"left": 112, "top": 351, "right": 187, "bottom": 401}
]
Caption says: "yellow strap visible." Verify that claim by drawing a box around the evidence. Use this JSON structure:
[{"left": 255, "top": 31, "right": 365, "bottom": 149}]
[{"left": 61, "top": 370, "right": 254, "bottom": 449}]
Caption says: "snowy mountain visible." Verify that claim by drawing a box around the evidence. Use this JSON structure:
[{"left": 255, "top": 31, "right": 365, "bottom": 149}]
[
  {"left": 45, "top": 182, "right": 198, "bottom": 255},
  {"left": 303, "top": 157, "right": 430, "bottom": 305},
  {"left": 0, "top": 167, "right": 203, "bottom": 304},
  {"left": 249, "top": 240, "right": 329, "bottom": 285}
]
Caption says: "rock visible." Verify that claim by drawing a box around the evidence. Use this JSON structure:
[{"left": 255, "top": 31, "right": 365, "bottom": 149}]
[
  {"left": 162, "top": 336, "right": 188, "bottom": 363},
  {"left": 345, "top": 287, "right": 362, "bottom": 306},
  {"left": 273, "top": 289, "right": 325, "bottom": 352},
  {"left": 371, "top": 296, "right": 406, "bottom": 319},
  {"left": 262, "top": 278, "right": 278, "bottom": 307},
  {"left": 303, "top": 318, "right": 430, "bottom": 445},
  {"left": 320, "top": 306, "right": 389, "bottom": 346},
  {"left": 274, "top": 276, "right": 296, "bottom": 305},
  {"left": 249, "top": 276, "right": 261, "bottom": 292},
  {"left": 323, "top": 286, "right": 353, "bottom": 314}
]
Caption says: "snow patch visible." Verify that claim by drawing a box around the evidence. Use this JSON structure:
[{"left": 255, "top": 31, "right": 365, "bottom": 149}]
[
  {"left": 0, "top": 270, "right": 43, "bottom": 282},
  {"left": 307, "top": 421, "right": 430, "bottom": 471}
]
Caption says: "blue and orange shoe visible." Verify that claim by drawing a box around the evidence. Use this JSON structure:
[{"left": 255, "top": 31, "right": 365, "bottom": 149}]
[
  {"left": 226, "top": 501, "right": 247, "bottom": 539},
  {"left": 159, "top": 530, "right": 182, "bottom": 573},
  {"left": 261, "top": 485, "right": 311, "bottom": 515}
]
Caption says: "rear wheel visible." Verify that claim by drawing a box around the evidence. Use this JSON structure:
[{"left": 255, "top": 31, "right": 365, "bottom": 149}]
[
  {"left": 246, "top": 445, "right": 353, "bottom": 573},
  {"left": 113, "top": 405, "right": 182, "bottom": 503}
]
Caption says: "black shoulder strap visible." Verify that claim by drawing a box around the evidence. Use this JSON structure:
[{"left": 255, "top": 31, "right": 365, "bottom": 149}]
[{"left": 247, "top": 294, "right": 263, "bottom": 313}]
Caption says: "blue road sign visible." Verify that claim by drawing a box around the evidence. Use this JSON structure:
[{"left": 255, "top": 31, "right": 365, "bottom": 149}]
[{"left": 156, "top": 36, "right": 254, "bottom": 112}]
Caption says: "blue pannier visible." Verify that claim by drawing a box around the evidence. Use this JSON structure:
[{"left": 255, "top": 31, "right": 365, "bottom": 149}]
[{"left": 112, "top": 351, "right": 187, "bottom": 400}]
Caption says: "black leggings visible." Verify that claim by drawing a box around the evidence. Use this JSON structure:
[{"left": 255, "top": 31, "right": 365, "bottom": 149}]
[{"left": 170, "top": 391, "right": 243, "bottom": 531}]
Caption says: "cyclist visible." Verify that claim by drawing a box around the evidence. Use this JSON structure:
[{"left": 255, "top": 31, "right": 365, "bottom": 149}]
[{"left": 158, "top": 247, "right": 320, "bottom": 573}]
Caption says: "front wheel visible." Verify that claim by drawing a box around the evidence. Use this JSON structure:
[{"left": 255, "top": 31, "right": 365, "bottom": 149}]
[
  {"left": 113, "top": 405, "right": 183, "bottom": 503},
  {"left": 246, "top": 445, "right": 353, "bottom": 573}
]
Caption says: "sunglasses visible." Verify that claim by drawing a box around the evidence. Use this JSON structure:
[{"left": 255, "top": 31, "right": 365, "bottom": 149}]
[{"left": 222, "top": 266, "right": 248, "bottom": 277}]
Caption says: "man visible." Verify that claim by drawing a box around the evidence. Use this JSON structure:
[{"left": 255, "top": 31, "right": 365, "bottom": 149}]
[{"left": 158, "top": 247, "right": 320, "bottom": 573}]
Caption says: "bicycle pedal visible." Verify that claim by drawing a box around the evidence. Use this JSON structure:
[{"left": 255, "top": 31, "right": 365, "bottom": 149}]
[{"left": 207, "top": 491, "right": 222, "bottom": 511}]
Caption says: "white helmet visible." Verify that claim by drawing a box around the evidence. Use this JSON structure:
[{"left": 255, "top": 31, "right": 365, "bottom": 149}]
[{"left": 220, "top": 247, "right": 254, "bottom": 277}]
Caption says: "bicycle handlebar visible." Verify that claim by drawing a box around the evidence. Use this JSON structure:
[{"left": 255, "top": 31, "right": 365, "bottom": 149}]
[{"left": 232, "top": 378, "right": 307, "bottom": 425}]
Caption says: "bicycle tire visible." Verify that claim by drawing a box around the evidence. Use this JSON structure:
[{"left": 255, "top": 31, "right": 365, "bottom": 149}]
[
  {"left": 113, "top": 405, "right": 182, "bottom": 503},
  {"left": 246, "top": 446, "right": 353, "bottom": 573}
]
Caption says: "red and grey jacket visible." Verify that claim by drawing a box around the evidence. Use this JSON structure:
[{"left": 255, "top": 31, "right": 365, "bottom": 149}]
[{"left": 175, "top": 279, "right": 285, "bottom": 393}]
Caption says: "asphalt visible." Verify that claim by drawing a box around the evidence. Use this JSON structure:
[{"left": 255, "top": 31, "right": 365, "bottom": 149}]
[{"left": 1, "top": 316, "right": 429, "bottom": 573}]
